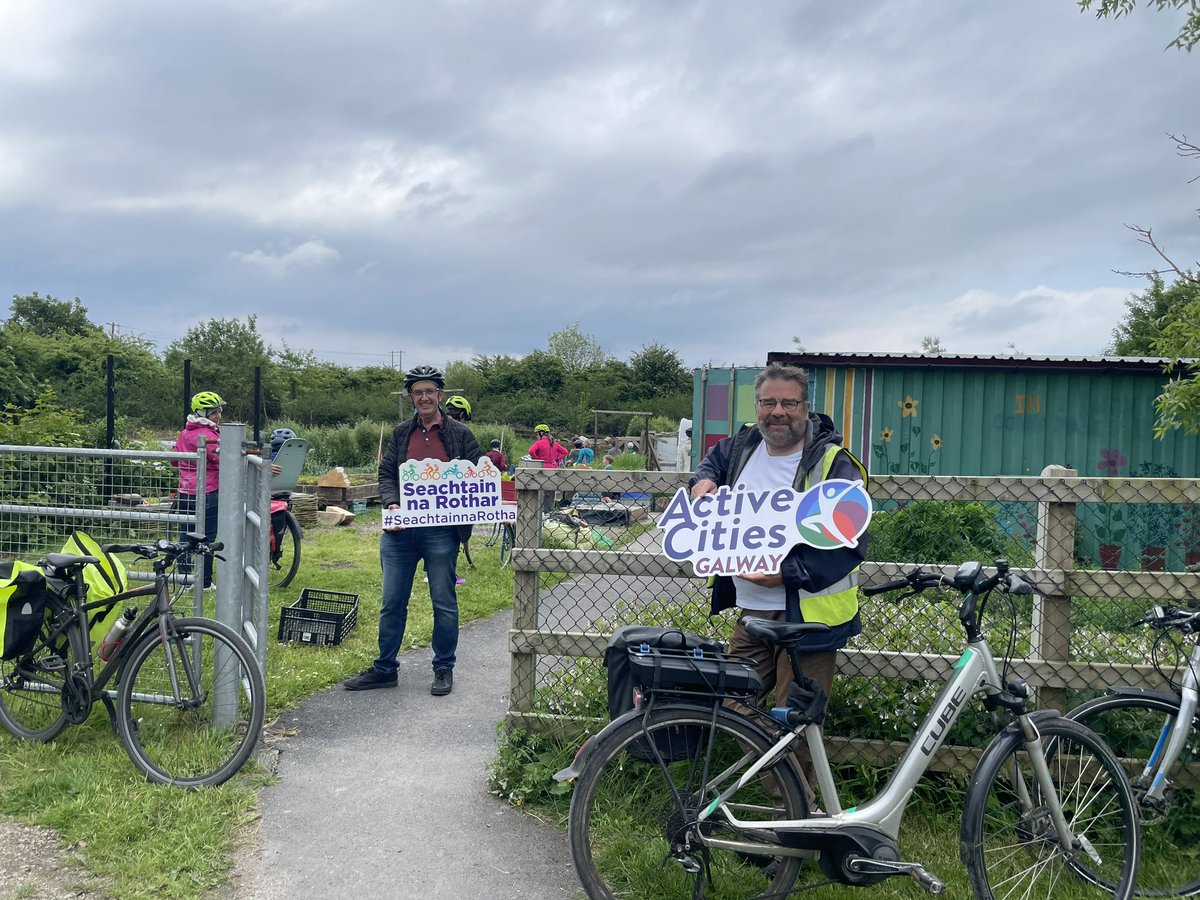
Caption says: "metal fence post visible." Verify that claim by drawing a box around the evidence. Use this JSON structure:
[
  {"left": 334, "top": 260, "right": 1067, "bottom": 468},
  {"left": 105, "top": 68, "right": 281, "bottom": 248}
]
[
  {"left": 214, "top": 423, "right": 247, "bottom": 726},
  {"left": 1033, "top": 464, "right": 1078, "bottom": 712}
]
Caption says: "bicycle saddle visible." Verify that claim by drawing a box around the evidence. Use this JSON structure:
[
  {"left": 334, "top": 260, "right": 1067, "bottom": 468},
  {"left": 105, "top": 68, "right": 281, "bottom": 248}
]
[
  {"left": 741, "top": 616, "right": 830, "bottom": 646},
  {"left": 43, "top": 552, "right": 99, "bottom": 571}
]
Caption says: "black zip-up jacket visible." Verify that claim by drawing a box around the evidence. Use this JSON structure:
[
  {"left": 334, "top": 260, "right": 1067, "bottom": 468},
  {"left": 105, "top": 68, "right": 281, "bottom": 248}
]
[
  {"left": 380, "top": 411, "right": 484, "bottom": 544},
  {"left": 689, "top": 413, "right": 868, "bottom": 650}
]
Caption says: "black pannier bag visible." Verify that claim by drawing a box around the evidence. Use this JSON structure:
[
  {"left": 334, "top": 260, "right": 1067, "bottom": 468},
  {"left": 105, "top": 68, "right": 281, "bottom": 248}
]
[
  {"left": 604, "top": 625, "right": 763, "bottom": 761},
  {"left": 0, "top": 560, "right": 49, "bottom": 660}
]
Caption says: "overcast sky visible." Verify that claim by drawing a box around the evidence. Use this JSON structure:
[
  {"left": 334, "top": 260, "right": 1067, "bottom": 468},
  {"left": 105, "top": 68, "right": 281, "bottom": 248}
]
[{"left": 1, "top": 0, "right": 1196, "bottom": 371}]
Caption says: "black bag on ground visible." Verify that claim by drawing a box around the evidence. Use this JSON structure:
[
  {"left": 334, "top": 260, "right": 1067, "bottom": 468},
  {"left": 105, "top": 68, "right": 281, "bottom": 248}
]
[
  {"left": 604, "top": 625, "right": 725, "bottom": 761},
  {"left": 0, "top": 560, "right": 48, "bottom": 660}
]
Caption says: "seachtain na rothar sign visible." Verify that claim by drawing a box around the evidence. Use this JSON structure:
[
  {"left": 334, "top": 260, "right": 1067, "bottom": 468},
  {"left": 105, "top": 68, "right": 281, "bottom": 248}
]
[
  {"left": 656, "top": 480, "right": 872, "bottom": 576},
  {"left": 381, "top": 457, "right": 517, "bottom": 529}
]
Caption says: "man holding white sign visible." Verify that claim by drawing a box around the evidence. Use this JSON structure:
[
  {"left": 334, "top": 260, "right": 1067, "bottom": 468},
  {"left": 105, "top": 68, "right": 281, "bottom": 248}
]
[
  {"left": 344, "top": 364, "right": 483, "bottom": 697},
  {"left": 688, "top": 363, "right": 867, "bottom": 803}
]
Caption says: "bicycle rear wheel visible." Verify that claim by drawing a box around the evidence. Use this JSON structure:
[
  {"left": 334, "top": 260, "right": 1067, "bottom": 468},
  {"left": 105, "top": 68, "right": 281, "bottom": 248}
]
[
  {"left": 1067, "top": 693, "right": 1200, "bottom": 896},
  {"left": 0, "top": 594, "right": 74, "bottom": 742},
  {"left": 961, "top": 716, "right": 1140, "bottom": 900},
  {"left": 483, "top": 523, "right": 501, "bottom": 548},
  {"left": 270, "top": 512, "right": 302, "bottom": 589},
  {"left": 569, "top": 704, "right": 808, "bottom": 899},
  {"left": 115, "top": 616, "right": 265, "bottom": 788}
]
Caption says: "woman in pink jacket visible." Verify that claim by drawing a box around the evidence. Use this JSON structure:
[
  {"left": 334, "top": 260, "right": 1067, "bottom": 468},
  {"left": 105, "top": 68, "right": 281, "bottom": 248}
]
[{"left": 172, "top": 391, "right": 223, "bottom": 588}]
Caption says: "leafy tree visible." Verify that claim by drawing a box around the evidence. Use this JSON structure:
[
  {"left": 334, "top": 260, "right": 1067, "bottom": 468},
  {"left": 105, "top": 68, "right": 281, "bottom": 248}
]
[
  {"left": 1079, "top": 0, "right": 1200, "bottom": 50},
  {"left": 920, "top": 335, "right": 946, "bottom": 355},
  {"left": 164, "top": 315, "right": 280, "bottom": 421},
  {"left": 546, "top": 323, "right": 607, "bottom": 375},
  {"left": 1153, "top": 294, "right": 1200, "bottom": 435},
  {"left": 629, "top": 343, "right": 690, "bottom": 400},
  {"left": 1109, "top": 274, "right": 1200, "bottom": 355},
  {"left": 7, "top": 292, "right": 98, "bottom": 337}
]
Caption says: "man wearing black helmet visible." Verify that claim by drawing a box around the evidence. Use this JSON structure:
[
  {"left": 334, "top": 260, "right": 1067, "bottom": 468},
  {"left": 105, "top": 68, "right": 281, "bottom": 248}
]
[{"left": 344, "top": 364, "right": 482, "bottom": 696}]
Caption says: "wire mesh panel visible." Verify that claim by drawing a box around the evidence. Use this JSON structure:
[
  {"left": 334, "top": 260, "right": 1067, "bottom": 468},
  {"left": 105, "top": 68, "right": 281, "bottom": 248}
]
[
  {"left": 506, "top": 465, "right": 1200, "bottom": 774},
  {"left": 0, "top": 444, "right": 198, "bottom": 582}
]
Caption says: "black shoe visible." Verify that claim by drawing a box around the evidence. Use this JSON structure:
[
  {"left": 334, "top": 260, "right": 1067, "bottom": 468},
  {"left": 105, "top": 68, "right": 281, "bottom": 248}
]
[
  {"left": 431, "top": 669, "right": 453, "bottom": 696},
  {"left": 343, "top": 667, "right": 398, "bottom": 691}
]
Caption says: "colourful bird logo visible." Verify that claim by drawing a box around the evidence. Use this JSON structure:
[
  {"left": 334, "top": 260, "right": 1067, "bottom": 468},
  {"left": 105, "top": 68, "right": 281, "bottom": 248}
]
[{"left": 794, "top": 479, "right": 872, "bottom": 549}]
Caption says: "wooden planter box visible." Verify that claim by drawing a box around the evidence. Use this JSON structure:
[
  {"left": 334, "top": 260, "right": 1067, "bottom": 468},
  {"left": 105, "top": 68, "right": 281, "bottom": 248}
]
[{"left": 316, "top": 482, "right": 380, "bottom": 507}]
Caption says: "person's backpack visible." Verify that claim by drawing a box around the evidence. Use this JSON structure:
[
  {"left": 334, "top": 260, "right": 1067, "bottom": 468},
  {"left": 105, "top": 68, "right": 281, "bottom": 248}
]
[
  {"left": 0, "top": 560, "right": 48, "bottom": 660},
  {"left": 604, "top": 625, "right": 725, "bottom": 761},
  {"left": 59, "top": 530, "right": 128, "bottom": 643}
]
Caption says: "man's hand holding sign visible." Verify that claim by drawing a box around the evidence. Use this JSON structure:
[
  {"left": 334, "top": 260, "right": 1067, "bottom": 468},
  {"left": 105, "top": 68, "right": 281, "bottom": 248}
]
[{"left": 381, "top": 457, "right": 517, "bottom": 531}]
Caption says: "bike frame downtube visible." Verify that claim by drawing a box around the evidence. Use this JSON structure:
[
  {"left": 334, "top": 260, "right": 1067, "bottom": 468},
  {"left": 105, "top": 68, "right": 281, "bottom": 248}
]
[
  {"left": 1145, "top": 639, "right": 1200, "bottom": 802},
  {"left": 706, "top": 641, "right": 999, "bottom": 841}
]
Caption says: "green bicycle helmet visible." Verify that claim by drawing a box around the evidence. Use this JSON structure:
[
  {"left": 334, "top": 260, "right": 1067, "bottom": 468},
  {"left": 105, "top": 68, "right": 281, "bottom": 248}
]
[
  {"left": 445, "top": 395, "right": 472, "bottom": 420},
  {"left": 403, "top": 364, "right": 445, "bottom": 392},
  {"left": 191, "top": 391, "right": 225, "bottom": 413},
  {"left": 534, "top": 424, "right": 551, "bottom": 435}
]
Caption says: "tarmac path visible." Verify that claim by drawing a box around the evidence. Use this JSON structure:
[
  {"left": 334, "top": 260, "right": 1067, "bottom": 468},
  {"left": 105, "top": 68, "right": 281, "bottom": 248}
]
[{"left": 224, "top": 609, "right": 578, "bottom": 900}]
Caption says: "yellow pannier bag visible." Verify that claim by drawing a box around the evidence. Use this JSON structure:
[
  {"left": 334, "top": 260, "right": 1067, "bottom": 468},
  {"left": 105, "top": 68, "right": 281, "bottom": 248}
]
[
  {"left": 0, "top": 560, "right": 48, "bottom": 660},
  {"left": 59, "top": 530, "right": 128, "bottom": 644}
]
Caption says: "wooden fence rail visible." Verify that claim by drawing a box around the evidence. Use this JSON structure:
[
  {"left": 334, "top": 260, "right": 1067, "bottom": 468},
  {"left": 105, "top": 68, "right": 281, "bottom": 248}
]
[{"left": 506, "top": 466, "right": 1200, "bottom": 772}]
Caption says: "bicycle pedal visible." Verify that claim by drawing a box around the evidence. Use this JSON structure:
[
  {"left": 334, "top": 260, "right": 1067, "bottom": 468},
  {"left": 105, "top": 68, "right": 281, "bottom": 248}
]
[{"left": 40, "top": 656, "right": 66, "bottom": 672}]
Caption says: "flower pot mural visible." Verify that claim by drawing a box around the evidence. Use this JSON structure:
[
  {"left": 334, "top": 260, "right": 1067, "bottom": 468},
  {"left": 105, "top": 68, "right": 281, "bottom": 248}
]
[
  {"left": 1095, "top": 507, "right": 1126, "bottom": 570},
  {"left": 1141, "top": 546, "right": 1166, "bottom": 572},
  {"left": 1099, "top": 544, "right": 1123, "bottom": 570}
]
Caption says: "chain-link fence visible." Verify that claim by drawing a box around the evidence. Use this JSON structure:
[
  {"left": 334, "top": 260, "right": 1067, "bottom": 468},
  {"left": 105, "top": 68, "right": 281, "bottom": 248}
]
[
  {"left": 506, "top": 465, "right": 1200, "bottom": 774},
  {"left": 0, "top": 444, "right": 201, "bottom": 584}
]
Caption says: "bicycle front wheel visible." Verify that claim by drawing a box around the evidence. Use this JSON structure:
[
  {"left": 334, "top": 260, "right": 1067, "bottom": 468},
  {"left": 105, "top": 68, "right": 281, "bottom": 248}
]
[
  {"left": 569, "top": 704, "right": 808, "bottom": 900},
  {"left": 115, "top": 617, "right": 266, "bottom": 788},
  {"left": 270, "top": 512, "right": 302, "bottom": 589},
  {"left": 1067, "top": 693, "right": 1200, "bottom": 896},
  {"left": 0, "top": 597, "right": 74, "bottom": 742},
  {"left": 961, "top": 716, "right": 1140, "bottom": 900}
]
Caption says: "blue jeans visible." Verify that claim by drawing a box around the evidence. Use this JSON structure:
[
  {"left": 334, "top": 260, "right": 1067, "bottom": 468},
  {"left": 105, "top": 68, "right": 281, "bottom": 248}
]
[
  {"left": 175, "top": 491, "right": 219, "bottom": 587},
  {"left": 375, "top": 526, "right": 460, "bottom": 674}
]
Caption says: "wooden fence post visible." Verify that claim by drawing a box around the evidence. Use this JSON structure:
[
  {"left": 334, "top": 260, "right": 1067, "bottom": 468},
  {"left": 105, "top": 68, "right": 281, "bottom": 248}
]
[
  {"left": 1032, "top": 464, "right": 1077, "bottom": 712},
  {"left": 508, "top": 479, "right": 543, "bottom": 718}
]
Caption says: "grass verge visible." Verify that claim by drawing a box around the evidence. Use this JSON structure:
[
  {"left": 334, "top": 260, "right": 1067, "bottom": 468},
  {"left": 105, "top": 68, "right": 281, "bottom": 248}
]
[{"left": 0, "top": 508, "right": 515, "bottom": 899}]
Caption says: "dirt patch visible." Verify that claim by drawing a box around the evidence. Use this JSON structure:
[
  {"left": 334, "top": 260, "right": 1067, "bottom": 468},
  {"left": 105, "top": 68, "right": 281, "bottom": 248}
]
[{"left": 0, "top": 821, "right": 110, "bottom": 899}]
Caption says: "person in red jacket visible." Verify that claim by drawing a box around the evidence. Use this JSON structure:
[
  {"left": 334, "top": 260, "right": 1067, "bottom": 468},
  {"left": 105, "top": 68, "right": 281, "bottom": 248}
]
[
  {"left": 528, "top": 425, "right": 568, "bottom": 511},
  {"left": 484, "top": 439, "right": 508, "bottom": 472}
]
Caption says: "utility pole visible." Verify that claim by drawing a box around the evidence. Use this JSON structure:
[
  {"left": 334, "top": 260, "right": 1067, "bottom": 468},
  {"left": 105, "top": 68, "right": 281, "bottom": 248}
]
[
  {"left": 106, "top": 322, "right": 119, "bottom": 336},
  {"left": 390, "top": 350, "right": 404, "bottom": 371}
]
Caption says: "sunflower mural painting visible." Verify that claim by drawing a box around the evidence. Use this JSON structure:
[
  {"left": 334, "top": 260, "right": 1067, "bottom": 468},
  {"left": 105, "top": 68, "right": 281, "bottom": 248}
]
[{"left": 872, "top": 394, "right": 943, "bottom": 475}]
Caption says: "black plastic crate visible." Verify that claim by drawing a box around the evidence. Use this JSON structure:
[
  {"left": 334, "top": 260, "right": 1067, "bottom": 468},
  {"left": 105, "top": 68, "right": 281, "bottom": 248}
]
[{"left": 278, "top": 588, "right": 359, "bottom": 646}]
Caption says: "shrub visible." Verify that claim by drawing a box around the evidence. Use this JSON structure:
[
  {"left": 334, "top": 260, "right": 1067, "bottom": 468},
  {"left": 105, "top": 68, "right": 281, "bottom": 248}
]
[{"left": 868, "top": 500, "right": 1032, "bottom": 567}]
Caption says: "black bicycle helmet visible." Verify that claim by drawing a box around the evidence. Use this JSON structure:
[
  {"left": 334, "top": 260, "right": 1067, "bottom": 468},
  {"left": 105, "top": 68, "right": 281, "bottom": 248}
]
[{"left": 403, "top": 364, "right": 445, "bottom": 392}]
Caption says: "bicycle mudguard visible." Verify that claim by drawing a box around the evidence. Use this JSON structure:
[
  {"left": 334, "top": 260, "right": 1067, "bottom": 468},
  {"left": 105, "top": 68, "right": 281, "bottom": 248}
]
[
  {"left": 1099, "top": 686, "right": 1179, "bottom": 705},
  {"left": 553, "top": 706, "right": 646, "bottom": 782}
]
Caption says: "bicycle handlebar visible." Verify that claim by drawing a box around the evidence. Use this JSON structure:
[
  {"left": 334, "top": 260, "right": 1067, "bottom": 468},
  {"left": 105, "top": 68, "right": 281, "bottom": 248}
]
[
  {"left": 103, "top": 538, "right": 225, "bottom": 560},
  {"left": 864, "top": 563, "right": 1037, "bottom": 599},
  {"left": 1142, "top": 604, "right": 1200, "bottom": 632}
]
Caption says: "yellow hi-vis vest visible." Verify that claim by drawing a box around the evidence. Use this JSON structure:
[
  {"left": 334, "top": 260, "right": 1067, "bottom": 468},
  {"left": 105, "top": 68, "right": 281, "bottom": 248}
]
[{"left": 789, "top": 444, "right": 868, "bottom": 628}]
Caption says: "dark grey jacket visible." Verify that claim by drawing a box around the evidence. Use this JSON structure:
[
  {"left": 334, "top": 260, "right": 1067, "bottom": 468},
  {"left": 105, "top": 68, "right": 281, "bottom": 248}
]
[{"left": 379, "top": 412, "right": 483, "bottom": 544}]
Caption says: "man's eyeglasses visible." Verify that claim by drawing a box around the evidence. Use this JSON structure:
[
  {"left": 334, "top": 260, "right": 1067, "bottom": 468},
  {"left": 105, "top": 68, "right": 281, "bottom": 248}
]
[
  {"left": 411, "top": 389, "right": 440, "bottom": 398},
  {"left": 756, "top": 398, "right": 804, "bottom": 411}
]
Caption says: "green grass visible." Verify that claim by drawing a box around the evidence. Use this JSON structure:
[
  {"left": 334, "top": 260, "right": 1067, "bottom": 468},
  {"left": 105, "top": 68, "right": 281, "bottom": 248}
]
[{"left": 0, "top": 507, "right": 516, "bottom": 898}]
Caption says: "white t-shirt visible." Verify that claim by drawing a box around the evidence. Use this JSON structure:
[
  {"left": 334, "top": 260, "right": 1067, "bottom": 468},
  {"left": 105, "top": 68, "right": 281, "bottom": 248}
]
[{"left": 732, "top": 442, "right": 804, "bottom": 611}]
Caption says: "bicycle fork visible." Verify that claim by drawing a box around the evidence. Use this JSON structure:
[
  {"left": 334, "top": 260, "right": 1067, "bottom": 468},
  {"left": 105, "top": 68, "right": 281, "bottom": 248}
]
[{"left": 1013, "top": 715, "right": 1101, "bottom": 865}]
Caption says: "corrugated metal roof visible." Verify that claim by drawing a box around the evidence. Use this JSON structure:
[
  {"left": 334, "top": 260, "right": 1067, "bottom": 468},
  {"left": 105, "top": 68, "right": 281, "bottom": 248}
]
[{"left": 765, "top": 351, "right": 1194, "bottom": 374}]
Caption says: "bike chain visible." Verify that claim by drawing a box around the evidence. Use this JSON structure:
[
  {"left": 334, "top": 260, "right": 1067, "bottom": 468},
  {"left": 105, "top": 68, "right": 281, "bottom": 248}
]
[{"left": 62, "top": 673, "right": 91, "bottom": 725}]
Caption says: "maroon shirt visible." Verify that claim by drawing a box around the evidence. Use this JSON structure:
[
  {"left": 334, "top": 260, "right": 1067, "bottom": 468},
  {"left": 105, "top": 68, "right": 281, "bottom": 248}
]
[{"left": 406, "top": 420, "right": 449, "bottom": 462}]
